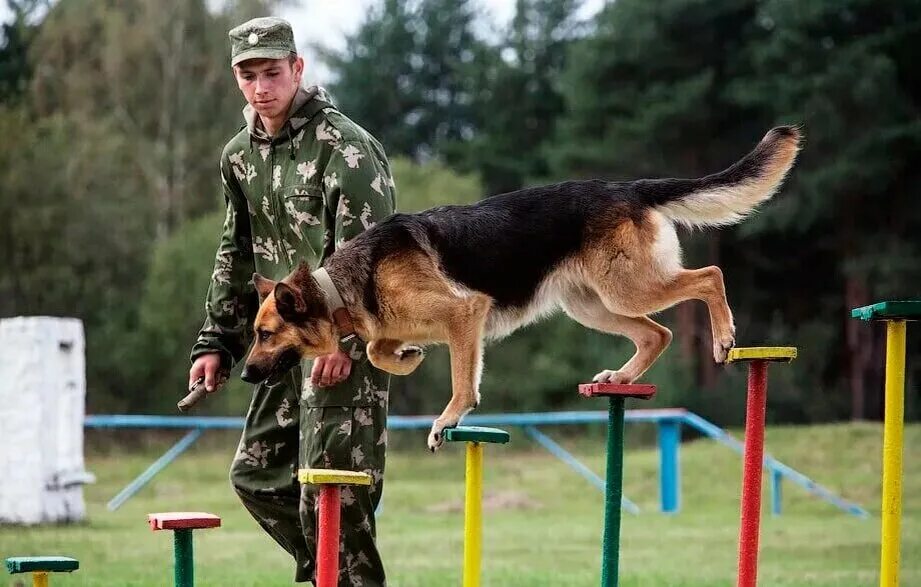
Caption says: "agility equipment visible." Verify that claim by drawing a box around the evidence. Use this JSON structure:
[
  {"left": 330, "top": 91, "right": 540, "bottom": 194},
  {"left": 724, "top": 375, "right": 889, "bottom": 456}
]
[
  {"left": 852, "top": 300, "right": 920, "bottom": 587},
  {"left": 578, "top": 382, "right": 656, "bottom": 586},
  {"left": 444, "top": 425, "right": 510, "bottom": 587},
  {"left": 725, "top": 346, "right": 796, "bottom": 587},
  {"left": 148, "top": 511, "right": 221, "bottom": 587},
  {"left": 299, "top": 468, "right": 373, "bottom": 587},
  {"left": 5, "top": 557, "right": 78, "bottom": 586}
]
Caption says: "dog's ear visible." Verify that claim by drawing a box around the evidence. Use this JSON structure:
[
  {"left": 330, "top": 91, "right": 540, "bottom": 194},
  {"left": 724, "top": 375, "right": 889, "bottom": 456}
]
[
  {"left": 273, "top": 282, "right": 304, "bottom": 322},
  {"left": 274, "top": 281, "right": 328, "bottom": 322},
  {"left": 253, "top": 273, "right": 276, "bottom": 303}
]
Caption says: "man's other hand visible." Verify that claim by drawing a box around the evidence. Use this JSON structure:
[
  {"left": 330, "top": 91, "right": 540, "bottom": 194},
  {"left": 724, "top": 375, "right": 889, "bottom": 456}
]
[
  {"left": 311, "top": 350, "right": 353, "bottom": 387},
  {"left": 190, "top": 353, "right": 224, "bottom": 392}
]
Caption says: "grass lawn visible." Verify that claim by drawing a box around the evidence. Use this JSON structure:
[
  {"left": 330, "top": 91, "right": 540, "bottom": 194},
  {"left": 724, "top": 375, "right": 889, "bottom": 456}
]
[{"left": 1, "top": 421, "right": 918, "bottom": 586}]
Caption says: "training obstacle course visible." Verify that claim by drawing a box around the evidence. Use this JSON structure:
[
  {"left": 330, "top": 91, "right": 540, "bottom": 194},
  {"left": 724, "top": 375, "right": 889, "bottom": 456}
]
[
  {"left": 443, "top": 425, "right": 510, "bottom": 587},
  {"left": 725, "top": 346, "right": 797, "bottom": 587},
  {"left": 299, "top": 468, "right": 373, "bottom": 587},
  {"left": 852, "top": 300, "right": 920, "bottom": 587},
  {"left": 148, "top": 511, "right": 221, "bottom": 586},
  {"left": 578, "top": 382, "right": 656, "bottom": 586},
  {"left": 5, "top": 556, "right": 79, "bottom": 586}
]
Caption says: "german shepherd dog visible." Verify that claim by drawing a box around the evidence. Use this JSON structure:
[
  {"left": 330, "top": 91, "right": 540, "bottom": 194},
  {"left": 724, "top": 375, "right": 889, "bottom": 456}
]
[{"left": 240, "top": 127, "right": 801, "bottom": 451}]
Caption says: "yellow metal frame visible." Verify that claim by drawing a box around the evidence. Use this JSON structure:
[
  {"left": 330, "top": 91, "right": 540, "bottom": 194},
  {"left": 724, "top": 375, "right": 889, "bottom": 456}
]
[
  {"left": 725, "top": 346, "right": 797, "bottom": 363},
  {"left": 463, "top": 442, "right": 483, "bottom": 587},
  {"left": 880, "top": 321, "right": 906, "bottom": 587},
  {"left": 297, "top": 468, "right": 372, "bottom": 486},
  {"left": 33, "top": 571, "right": 49, "bottom": 587}
]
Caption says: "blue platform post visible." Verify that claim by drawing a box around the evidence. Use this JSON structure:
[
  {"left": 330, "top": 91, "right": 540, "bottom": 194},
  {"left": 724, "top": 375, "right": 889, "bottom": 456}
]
[
  {"left": 771, "top": 468, "right": 783, "bottom": 516},
  {"left": 658, "top": 419, "right": 681, "bottom": 514}
]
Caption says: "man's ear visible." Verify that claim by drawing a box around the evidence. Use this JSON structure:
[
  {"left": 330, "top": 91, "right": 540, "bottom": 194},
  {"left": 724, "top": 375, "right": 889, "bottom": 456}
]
[
  {"left": 253, "top": 273, "right": 276, "bottom": 303},
  {"left": 291, "top": 55, "right": 304, "bottom": 86}
]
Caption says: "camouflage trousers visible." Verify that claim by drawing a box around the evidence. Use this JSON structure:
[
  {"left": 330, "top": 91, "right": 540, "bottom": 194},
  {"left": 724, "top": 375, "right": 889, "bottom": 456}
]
[{"left": 231, "top": 351, "right": 389, "bottom": 586}]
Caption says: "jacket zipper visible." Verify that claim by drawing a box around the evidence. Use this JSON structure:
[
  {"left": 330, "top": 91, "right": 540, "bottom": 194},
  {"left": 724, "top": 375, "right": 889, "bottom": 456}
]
[{"left": 268, "top": 141, "right": 292, "bottom": 272}]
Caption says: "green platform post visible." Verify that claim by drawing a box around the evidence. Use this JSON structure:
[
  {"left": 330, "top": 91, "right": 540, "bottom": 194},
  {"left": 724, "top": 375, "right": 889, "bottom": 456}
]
[
  {"left": 602, "top": 397, "right": 626, "bottom": 586},
  {"left": 148, "top": 511, "right": 221, "bottom": 587},
  {"left": 174, "top": 529, "right": 194, "bottom": 587},
  {"left": 579, "top": 382, "right": 656, "bottom": 586}
]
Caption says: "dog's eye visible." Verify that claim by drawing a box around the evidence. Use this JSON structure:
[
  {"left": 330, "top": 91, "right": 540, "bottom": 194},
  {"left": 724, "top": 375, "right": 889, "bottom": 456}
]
[{"left": 258, "top": 330, "right": 272, "bottom": 342}]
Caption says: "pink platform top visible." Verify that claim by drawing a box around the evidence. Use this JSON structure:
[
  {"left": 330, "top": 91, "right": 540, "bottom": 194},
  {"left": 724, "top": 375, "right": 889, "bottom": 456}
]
[
  {"left": 148, "top": 512, "right": 222, "bottom": 531},
  {"left": 578, "top": 382, "right": 657, "bottom": 400}
]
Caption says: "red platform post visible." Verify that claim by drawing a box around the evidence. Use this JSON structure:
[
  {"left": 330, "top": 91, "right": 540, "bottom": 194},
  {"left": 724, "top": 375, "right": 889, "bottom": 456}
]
[
  {"left": 737, "top": 360, "right": 767, "bottom": 587},
  {"left": 317, "top": 485, "right": 342, "bottom": 587}
]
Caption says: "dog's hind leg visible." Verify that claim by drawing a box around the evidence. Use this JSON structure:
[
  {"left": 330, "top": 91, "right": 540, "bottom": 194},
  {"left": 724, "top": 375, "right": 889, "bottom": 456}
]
[
  {"left": 583, "top": 211, "right": 735, "bottom": 363},
  {"left": 367, "top": 338, "right": 425, "bottom": 376},
  {"left": 611, "top": 266, "right": 735, "bottom": 364},
  {"left": 563, "top": 289, "right": 672, "bottom": 384}
]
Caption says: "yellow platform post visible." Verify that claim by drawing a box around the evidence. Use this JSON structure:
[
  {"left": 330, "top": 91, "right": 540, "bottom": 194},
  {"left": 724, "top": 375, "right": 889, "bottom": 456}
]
[
  {"left": 851, "top": 300, "right": 920, "bottom": 587},
  {"left": 464, "top": 442, "right": 483, "bottom": 587},
  {"left": 880, "top": 320, "right": 905, "bottom": 587},
  {"left": 444, "top": 426, "right": 510, "bottom": 587}
]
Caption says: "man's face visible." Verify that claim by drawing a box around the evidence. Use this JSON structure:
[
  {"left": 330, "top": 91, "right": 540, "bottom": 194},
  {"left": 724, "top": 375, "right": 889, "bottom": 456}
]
[{"left": 233, "top": 56, "right": 304, "bottom": 120}]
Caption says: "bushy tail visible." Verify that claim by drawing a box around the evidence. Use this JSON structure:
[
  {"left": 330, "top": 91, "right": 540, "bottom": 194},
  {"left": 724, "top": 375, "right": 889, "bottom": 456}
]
[{"left": 633, "top": 126, "right": 802, "bottom": 228}]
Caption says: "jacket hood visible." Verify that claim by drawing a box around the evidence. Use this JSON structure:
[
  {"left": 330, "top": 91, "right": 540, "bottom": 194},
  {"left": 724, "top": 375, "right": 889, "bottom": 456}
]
[{"left": 242, "top": 85, "right": 335, "bottom": 143}]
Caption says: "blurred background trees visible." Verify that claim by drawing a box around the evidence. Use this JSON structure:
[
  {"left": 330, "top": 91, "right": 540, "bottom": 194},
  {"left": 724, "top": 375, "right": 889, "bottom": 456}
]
[{"left": 1, "top": 0, "right": 918, "bottom": 424}]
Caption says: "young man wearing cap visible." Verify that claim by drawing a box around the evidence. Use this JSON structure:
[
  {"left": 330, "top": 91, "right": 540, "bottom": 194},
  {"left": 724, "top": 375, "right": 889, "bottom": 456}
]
[{"left": 188, "top": 17, "right": 395, "bottom": 585}]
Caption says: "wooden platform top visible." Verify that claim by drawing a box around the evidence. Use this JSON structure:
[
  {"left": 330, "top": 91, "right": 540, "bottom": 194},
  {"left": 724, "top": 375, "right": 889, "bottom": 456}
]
[
  {"left": 147, "top": 512, "right": 222, "bottom": 531},
  {"left": 298, "top": 469, "right": 373, "bottom": 486},
  {"left": 725, "top": 347, "right": 797, "bottom": 364},
  {"left": 6, "top": 556, "right": 79, "bottom": 574},
  {"left": 444, "top": 426, "right": 510, "bottom": 444},
  {"left": 578, "top": 382, "right": 657, "bottom": 399},
  {"left": 851, "top": 301, "right": 921, "bottom": 321}
]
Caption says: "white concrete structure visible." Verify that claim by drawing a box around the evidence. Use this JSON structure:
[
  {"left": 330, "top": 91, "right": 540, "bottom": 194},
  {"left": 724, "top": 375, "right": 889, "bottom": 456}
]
[{"left": 0, "top": 317, "right": 94, "bottom": 524}]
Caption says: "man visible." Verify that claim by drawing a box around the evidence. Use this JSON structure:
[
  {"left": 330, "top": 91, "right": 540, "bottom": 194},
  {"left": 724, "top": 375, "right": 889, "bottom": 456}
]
[{"left": 188, "top": 17, "right": 395, "bottom": 585}]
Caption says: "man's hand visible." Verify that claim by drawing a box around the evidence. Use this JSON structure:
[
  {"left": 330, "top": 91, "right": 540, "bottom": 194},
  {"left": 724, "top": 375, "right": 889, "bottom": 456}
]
[
  {"left": 189, "top": 353, "right": 224, "bottom": 392},
  {"left": 311, "top": 350, "right": 353, "bottom": 387}
]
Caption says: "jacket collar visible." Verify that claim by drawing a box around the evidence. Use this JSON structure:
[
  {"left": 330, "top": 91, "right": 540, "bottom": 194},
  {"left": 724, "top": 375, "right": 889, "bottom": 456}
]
[{"left": 243, "top": 85, "right": 334, "bottom": 142}]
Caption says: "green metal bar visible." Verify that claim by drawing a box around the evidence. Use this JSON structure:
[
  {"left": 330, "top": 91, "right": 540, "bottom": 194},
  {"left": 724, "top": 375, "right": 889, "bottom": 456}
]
[
  {"left": 174, "top": 529, "right": 194, "bottom": 587},
  {"left": 601, "top": 397, "right": 625, "bottom": 586}
]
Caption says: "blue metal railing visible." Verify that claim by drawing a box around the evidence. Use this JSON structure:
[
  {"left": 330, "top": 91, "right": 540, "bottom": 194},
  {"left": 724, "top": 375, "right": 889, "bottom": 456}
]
[{"left": 85, "top": 409, "right": 868, "bottom": 518}]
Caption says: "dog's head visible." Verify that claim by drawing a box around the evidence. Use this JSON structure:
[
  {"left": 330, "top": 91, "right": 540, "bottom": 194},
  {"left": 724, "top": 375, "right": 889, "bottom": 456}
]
[{"left": 240, "top": 263, "right": 337, "bottom": 384}]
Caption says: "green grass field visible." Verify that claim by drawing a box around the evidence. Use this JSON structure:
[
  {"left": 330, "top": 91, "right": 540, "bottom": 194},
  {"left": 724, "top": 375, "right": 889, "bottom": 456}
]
[{"left": 2, "top": 422, "right": 918, "bottom": 586}]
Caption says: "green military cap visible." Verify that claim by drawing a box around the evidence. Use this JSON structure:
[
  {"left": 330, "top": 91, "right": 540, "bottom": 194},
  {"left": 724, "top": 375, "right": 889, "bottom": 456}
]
[{"left": 229, "top": 17, "right": 296, "bottom": 66}]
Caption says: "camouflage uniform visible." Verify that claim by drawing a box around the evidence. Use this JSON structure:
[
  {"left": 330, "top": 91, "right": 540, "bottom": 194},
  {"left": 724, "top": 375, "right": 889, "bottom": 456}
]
[{"left": 190, "top": 18, "right": 395, "bottom": 586}]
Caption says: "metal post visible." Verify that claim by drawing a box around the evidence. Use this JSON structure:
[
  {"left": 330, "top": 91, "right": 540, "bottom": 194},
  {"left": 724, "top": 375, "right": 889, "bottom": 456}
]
[
  {"left": 770, "top": 469, "right": 783, "bottom": 516},
  {"left": 658, "top": 420, "right": 681, "bottom": 514}
]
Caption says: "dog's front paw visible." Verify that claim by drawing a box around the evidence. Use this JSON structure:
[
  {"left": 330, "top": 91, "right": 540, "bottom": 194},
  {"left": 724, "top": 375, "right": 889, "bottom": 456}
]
[
  {"left": 427, "top": 422, "right": 447, "bottom": 452},
  {"left": 592, "top": 369, "right": 633, "bottom": 384},
  {"left": 713, "top": 334, "right": 736, "bottom": 364}
]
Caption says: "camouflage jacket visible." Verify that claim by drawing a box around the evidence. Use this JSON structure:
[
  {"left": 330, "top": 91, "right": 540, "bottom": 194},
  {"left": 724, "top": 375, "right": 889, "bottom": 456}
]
[{"left": 191, "top": 86, "right": 396, "bottom": 384}]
